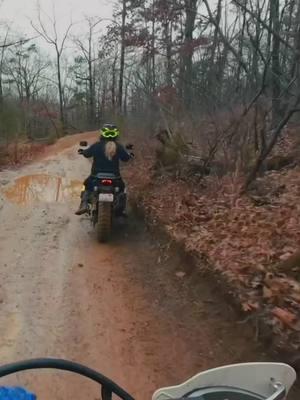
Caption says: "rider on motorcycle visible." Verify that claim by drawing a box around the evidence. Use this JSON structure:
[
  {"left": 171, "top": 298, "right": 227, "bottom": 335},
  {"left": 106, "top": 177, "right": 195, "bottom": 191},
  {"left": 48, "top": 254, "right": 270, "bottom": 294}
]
[{"left": 75, "top": 124, "right": 133, "bottom": 216}]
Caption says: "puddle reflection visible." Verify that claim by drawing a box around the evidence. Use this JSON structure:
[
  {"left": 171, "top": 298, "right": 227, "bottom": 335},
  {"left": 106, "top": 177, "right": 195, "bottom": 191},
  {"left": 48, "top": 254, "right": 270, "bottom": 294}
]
[{"left": 4, "top": 174, "right": 83, "bottom": 205}]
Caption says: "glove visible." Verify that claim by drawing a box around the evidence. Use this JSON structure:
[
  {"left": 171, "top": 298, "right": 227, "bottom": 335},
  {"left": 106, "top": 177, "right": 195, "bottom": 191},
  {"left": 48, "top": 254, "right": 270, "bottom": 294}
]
[
  {"left": 129, "top": 152, "right": 135, "bottom": 159},
  {"left": 126, "top": 144, "right": 134, "bottom": 150},
  {"left": 78, "top": 149, "right": 84, "bottom": 155},
  {"left": 0, "top": 387, "right": 36, "bottom": 400}
]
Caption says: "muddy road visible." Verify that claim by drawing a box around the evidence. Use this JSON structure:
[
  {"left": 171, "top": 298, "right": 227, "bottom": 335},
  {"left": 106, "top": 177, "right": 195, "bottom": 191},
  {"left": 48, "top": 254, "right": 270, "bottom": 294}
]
[{"left": 0, "top": 134, "right": 297, "bottom": 399}]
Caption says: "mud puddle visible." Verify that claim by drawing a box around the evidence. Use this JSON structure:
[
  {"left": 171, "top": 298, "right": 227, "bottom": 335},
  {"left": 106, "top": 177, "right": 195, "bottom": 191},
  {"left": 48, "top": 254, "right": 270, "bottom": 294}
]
[{"left": 3, "top": 174, "right": 82, "bottom": 205}]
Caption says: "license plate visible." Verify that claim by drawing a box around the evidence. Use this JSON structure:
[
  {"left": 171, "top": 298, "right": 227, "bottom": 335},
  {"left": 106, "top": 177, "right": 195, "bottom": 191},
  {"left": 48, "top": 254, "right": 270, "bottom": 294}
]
[{"left": 99, "top": 193, "right": 114, "bottom": 202}]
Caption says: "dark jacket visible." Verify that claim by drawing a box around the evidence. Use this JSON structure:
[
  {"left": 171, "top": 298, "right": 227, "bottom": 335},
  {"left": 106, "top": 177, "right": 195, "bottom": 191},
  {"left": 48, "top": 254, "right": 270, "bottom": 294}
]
[{"left": 82, "top": 140, "right": 131, "bottom": 175}]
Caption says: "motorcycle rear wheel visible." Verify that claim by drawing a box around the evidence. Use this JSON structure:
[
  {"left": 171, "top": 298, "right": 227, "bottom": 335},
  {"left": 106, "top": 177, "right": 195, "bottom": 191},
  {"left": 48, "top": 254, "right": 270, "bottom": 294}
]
[{"left": 97, "top": 202, "right": 112, "bottom": 242}]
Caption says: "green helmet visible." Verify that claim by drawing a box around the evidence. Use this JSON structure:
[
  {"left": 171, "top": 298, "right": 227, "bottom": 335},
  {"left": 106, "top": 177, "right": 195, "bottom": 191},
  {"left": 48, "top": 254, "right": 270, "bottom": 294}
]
[{"left": 100, "top": 124, "right": 120, "bottom": 139}]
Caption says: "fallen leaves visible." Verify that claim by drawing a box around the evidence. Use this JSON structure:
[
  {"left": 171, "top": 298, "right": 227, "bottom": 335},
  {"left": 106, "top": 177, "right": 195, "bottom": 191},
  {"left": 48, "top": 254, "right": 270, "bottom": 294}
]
[
  {"left": 127, "top": 149, "right": 300, "bottom": 351},
  {"left": 272, "top": 307, "right": 300, "bottom": 331},
  {"left": 263, "top": 286, "right": 273, "bottom": 300},
  {"left": 242, "top": 302, "right": 259, "bottom": 312},
  {"left": 175, "top": 271, "right": 186, "bottom": 278}
]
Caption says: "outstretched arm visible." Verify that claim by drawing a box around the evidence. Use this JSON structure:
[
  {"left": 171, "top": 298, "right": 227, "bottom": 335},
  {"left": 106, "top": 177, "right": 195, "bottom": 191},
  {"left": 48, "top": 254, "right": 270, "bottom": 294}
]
[
  {"left": 81, "top": 143, "right": 97, "bottom": 158},
  {"left": 118, "top": 144, "right": 132, "bottom": 162}
]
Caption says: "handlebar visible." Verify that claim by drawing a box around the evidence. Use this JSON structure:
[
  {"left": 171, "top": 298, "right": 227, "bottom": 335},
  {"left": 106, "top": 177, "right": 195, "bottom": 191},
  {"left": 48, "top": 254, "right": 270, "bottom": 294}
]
[{"left": 0, "top": 358, "right": 135, "bottom": 400}]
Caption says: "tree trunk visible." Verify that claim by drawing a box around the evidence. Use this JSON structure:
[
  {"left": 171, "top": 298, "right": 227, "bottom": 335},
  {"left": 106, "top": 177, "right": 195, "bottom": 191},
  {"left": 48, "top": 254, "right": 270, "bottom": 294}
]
[
  {"left": 124, "top": 80, "right": 129, "bottom": 115},
  {"left": 294, "top": 1, "right": 300, "bottom": 97},
  {"left": 250, "top": 0, "right": 262, "bottom": 92},
  {"left": 56, "top": 51, "right": 65, "bottom": 132},
  {"left": 182, "top": 0, "right": 198, "bottom": 109},
  {"left": 112, "top": 55, "right": 117, "bottom": 112},
  {"left": 244, "top": 100, "right": 300, "bottom": 191},
  {"left": 151, "top": 12, "right": 156, "bottom": 92},
  {"left": 290, "top": 0, "right": 300, "bottom": 122},
  {"left": 0, "top": 52, "right": 3, "bottom": 107},
  {"left": 0, "top": 74, "right": 3, "bottom": 107},
  {"left": 118, "top": 0, "right": 127, "bottom": 113},
  {"left": 88, "top": 32, "right": 95, "bottom": 127},
  {"left": 88, "top": 58, "right": 95, "bottom": 127},
  {"left": 281, "top": 0, "right": 296, "bottom": 77},
  {"left": 0, "top": 30, "right": 9, "bottom": 108},
  {"left": 235, "top": 5, "right": 246, "bottom": 92},
  {"left": 207, "top": 0, "right": 222, "bottom": 93},
  {"left": 270, "top": 0, "right": 281, "bottom": 128},
  {"left": 164, "top": 21, "right": 173, "bottom": 87}
]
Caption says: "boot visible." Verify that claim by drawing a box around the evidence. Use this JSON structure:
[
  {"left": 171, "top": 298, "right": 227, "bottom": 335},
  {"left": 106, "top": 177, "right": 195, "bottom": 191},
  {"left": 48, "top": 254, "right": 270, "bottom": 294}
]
[
  {"left": 75, "top": 191, "right": 89, "bottom": 215},
  {"left": 115, "top": 192, "right": 128, "bottom": 217}
]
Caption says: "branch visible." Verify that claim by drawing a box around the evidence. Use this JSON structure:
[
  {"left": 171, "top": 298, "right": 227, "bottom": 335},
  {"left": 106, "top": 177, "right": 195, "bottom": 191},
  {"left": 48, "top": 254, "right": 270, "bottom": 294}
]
[
  {"left": 0, "top": 36, "right": 39, "bottom": 49},
  {"left": 245, "top": 20, "right": 268, "bottom": 66},
  {"left": 243, "top": 93, "right": 300, "bottom": 191},
  {"left": 202, "top": 0, "right": 249, "bottom": 73},
  {"left": 31, "top": 2, "right": 73, "bottom": 55},
  {"left": 232, "top": 0, "right": 294, "bottom": 50},
  {"left": 74, "top": 74, "right": 89, "bottom": 81},
  {"left": 59, "top": 22, "right": 73, "bottom": 55},
  {"left": 73, "top": 38, "right": 89, "bottom": 61},
  {"left": 225, "top": 56, "right": 271, "bottom": 143},
  {"left": 31, "top": 20, "right": 55, "bottom": 45}
]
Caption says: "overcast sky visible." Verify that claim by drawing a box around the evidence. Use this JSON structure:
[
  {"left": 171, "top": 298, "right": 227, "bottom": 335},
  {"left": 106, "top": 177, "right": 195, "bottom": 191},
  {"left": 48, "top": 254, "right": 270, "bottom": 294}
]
[{"left": 1, "top": 0, "right": 114, "bottom": 39}]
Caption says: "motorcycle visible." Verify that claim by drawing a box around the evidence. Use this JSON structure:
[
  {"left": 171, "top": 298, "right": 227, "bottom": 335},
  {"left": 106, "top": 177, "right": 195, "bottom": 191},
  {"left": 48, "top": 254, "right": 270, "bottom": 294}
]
[
  {"left": 0, "top": 359, "right": 297, "bottom": 400},
  {"left": 78, "top": 141, "right": 134, "bottom": 243}
]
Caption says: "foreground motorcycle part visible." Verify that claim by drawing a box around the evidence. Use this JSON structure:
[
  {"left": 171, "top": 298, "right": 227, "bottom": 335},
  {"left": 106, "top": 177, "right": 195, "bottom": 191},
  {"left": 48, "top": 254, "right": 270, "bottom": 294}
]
[
  {"left": 153, "top": 362, "right": 296, "bottom": 400},
  {"left": 0, "top": 359, "right": 134, "bottom": 400},
  {"left": 0, "top": 360, "right": 296, "bottom": 400},
  {"left": 97, "top": 201, "right": 112, "bottom": 242}
]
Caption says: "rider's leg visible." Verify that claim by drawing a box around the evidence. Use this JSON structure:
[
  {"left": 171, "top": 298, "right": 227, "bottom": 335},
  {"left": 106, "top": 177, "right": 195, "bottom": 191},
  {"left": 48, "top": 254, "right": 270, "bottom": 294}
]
[
  {"left": 116, "top": 178, "right": 127, "bottom": 217},
  {"left": 75, "top": 177, "right": 91, "bottom": 215}
]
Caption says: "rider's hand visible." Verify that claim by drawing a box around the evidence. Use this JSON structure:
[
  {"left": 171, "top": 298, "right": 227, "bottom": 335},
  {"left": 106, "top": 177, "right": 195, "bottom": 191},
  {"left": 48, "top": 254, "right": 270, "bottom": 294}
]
[
  {"left": 129, "top": 152, "right": 135, "bottom": 159},
  {"left": 78, "top": 149, "right": 84, "bottom": 155},
  {"left": 126, "top": 144, "right": 134, "bottom": 150}
]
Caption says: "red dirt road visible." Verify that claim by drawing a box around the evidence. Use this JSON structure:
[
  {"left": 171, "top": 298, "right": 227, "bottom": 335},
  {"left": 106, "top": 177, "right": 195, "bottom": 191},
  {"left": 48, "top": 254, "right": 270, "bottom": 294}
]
[{"left": 0, "top": 133, "right": 298, "bottom": 399}]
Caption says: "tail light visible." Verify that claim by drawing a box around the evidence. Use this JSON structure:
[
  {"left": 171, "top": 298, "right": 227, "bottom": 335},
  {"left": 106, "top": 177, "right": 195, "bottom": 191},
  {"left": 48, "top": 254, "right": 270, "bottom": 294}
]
[{"left": 101, "top": 179, "right": 113, "bottom": 186}]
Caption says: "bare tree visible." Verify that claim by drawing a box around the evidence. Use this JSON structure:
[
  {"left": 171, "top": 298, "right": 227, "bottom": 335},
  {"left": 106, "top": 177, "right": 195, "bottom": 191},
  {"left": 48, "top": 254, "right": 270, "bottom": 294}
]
[
  {"left": 73, "top": 17, "right": 102, "bottom": 127},
  {"left": 181, "top": 0, "right": 198, "bottom": 109},
  {"left": 6, "top": 43, "right": 49, "bottom": 102},
  {"left": 291, "top": 0, "right": 300, "bottom": 110},
  {"left": 0, "top": 25, "right": 10, "bottom": 106},
  {"left": 119, "top": 0, "right": 127, "bottom": 113},
  {"left": 202, "top": 0, "right": 248, "bottom": 74},
  {"left": 31, "top": 3, "right": 73, "bottom": 132},
  {"left": 270, "top": 0, "right": 281, "bottom": 127}
]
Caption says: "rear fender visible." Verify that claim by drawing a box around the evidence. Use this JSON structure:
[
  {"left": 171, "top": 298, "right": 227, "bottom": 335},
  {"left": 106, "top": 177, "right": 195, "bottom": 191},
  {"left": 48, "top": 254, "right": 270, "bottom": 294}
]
[{"left": 152, "top": 363, "right": 297, "bottom": 400}]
